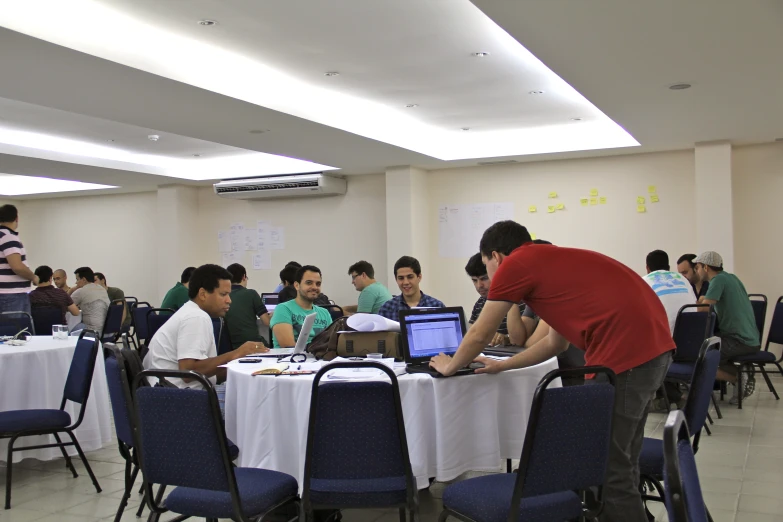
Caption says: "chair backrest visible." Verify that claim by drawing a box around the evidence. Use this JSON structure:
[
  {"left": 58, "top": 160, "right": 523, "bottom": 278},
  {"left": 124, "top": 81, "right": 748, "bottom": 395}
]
[
  {"left": 103, "top": 344, "right": 135, "bottom": 447},
  {"left": 302, "top": 362, "right": 416, "bottom": 510},
  {"left": 146, "top": 308, "right": 175, "bottom": 343},
  {"left": 510, "top": 366, "right": 616, "bottom": 520},
  {"left": 320, "top": 304, "right": 344, "bottom": 322},
  {"left": 132, "top": 370, "right": 239, "bottom": 503},
  {"left": 672, "top": 305, "right": 714, "bottom": 362},
  {"left": 0, "top": 310, "right": 35, "bottom": 336},
  {"left": 765, "top": 296, "right": 783, "bottom": 349},
  {"left": 31, "top": 307, "right": 63, "bottom": 337},
  {"left": 212, "top": 317, "right": 233, "bottom": 355},
  {"left": 102, "top": 299, "right": 126, "bottom": 339},
  {"left": 62, "top": 330, "right": 100, "bottom": 427},
  {"left": 748, "top": 294, "right": 768, "bottom": 344},
  {"left": 132, "top": 302, "right": 152, "bottom": 340},
  {"left": 683, "top": 337, "right": 721, "bottom": 452},
  {"left": 663, "top": 410, "right": 709, "bottom": 522}
]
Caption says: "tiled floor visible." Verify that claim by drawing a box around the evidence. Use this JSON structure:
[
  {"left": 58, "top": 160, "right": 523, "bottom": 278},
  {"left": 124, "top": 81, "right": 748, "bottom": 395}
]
[{"left": 2, "top": 372, "right": 783, "bottom": 522}]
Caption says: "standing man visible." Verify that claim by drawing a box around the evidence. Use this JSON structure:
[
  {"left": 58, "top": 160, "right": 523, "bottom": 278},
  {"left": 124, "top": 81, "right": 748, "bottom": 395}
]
[
  {"left": 225, "top": 263, "right": 271, "bottom": 348},
  {"left": 53, "top": 269, "right": 72, "bottom": 294},
  {"left": 0, "top": 204, "right": 37, "bottom": 314},
  {"left": 270, "top": 265, "right": 333, "bottom": 347},
  {"left": 676, "top": 254, "right": 710, "bottom": 299},
  {"left": 378, "top": 256, "right": 445, "bottom": 320},
  {"left": 430, "top": 221, "right": 673, "bottom": 522},
  {"left": 343, "top": 260, "right": 392, "bottom": 315},
  {"left": 161, "top": 267, "right": 196, "bottom": 311}
]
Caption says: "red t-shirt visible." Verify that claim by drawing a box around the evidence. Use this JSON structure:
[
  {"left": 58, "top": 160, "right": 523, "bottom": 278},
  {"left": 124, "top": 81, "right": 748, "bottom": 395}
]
[{"left": 487, "top": 244, "right": 673, "bottom": 374}]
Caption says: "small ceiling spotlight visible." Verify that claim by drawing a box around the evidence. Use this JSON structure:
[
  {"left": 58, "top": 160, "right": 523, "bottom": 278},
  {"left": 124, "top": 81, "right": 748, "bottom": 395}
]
[
  {"left": 198, "top": 19, "right": 217, "bottom": 26},
  {"left": 669, "top": 83, "right": 692, "bottom": 90},
  {"left": 193, "top": 154, "right": 201, "bottom": 157},
  {"left": 471, "top": 52, "right": 490, "bottom": 57},
  {"left": 405, "top": 104, "right": 419, "bottom": 108},
  {"left": 570, "top": 117, "right": 583, "bottom": 121},
  {"left": 147, "top": 134, "right": 160, "bottom": 141},
  {"left": 324, "top": 71, "right": 340, "bottom": 77},
  {"left": 461, "top": 127, "right": 471, "bottom": 131},
  {"left": 528, "top": 90, "right": 544, "bottom": 95},
  {"left": 249, "top": 129, "right": 269, "bottom": 134}
]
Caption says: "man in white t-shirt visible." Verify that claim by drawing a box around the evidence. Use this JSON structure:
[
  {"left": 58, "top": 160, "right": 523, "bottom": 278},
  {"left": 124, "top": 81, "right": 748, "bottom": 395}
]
[
  {"left": 642, "top": 250, "right": 697, "bottom": 334},
  {"left": 143, "top": 264, "right": 268, "bottom": 389}
]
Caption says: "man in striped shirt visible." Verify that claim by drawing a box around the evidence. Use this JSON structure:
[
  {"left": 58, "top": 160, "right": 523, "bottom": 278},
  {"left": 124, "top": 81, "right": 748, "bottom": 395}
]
[{"left": 0, "top": 205, "right": 37, "bottom": 314}]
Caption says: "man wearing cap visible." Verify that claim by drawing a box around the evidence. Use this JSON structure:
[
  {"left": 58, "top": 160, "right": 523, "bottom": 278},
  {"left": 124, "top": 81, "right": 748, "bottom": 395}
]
[{"left": 694, "top": 251, "right": 760, "bottom": 403}]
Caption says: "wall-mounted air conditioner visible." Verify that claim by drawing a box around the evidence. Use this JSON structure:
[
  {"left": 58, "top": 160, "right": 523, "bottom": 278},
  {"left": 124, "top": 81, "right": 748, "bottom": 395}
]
[{"left": 213, "top": 172, "right": 346, "bottom": 200}]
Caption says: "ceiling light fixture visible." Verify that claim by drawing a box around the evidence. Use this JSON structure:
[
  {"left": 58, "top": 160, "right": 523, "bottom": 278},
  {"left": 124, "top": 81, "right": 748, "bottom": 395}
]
[
  {"left": 193, "top": 154, "right": 201, "bottom": 157},
  {"left": 323, "top": 71, "right": 340, "bottom": 77},
  {"left": 249, "top": 129, "right": 268, "bottom": 134},
  {"left": 570, "top": 118, "right": 583, "bottom": 121},
  {"left": 106, "top": 139, "right": 115, "bottom": 142},
  {"left": 528, "top": 90, "right": 544, "bottom": 95},
  {"left": 461, "top": 127, "right": 471, "bottom": 131},
  {"left": 197, "top": 19, "right": 217, "bottom": 26},
  {"left": 471, "top": 52, "right": 490, "bottom": 57},
  {"left": 669, "top": 83, "right": 692, "bottom": 90},
  {"left": 147, "top": 134, "right": 160, "bottom": 141},
  {"left": 0, "top": 173, "right": 116, "bottom": 196},
  {"left": 405, "top": 104, "right": 419, "bottom": 108}
]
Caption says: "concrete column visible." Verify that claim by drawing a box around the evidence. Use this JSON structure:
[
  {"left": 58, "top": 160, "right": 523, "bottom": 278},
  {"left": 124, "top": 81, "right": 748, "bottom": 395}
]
[
  {"left": 384, "top": 166, "right": 429, "bottom": 288},
  {"left": 694, "top": 141, "right": 734, "bottom": 271},
  {"left": 156, "top": 185, "right": 199, "bottom": 304}
]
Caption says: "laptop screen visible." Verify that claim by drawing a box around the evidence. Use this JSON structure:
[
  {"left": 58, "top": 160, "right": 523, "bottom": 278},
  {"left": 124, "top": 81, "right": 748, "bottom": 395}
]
[
  {"left": 402, "top": 309, "right": 465, "bottom": 360},
  {"left": 261, "top": 293, "right": 279, "bottom": 311}
]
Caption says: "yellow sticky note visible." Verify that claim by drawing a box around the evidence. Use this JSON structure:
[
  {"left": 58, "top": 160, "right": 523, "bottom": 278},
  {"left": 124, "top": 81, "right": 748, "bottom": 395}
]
[
  {"left": 637, "top": 196, "right": 645, "bottom": 205},
  {"left": 547, "top": 205, "right": 556, "bottom": 213},
  {"left": 590, "top": 188, "right": 599, "bottom": 197},
  {"left": 637, "top": 205, "right": 646, "bottom": 213},
  {"left": 600, "top": 196, "right": 607, "bottom": 205},
  {"left": 528, "top": 205, "right": 537, "bottom": 213},
  {"left": 580, "top": 198, "right": 589, "bottom": 207},
  {"left": 650, "top": 195, "right": 660, "bottom": 203},
  {"left": 548, "top": 192, "right": 558, "bottom": 199},
  {"left": 556, "top": 203, "right": 565, "bottom": 210},
  {"left": 530, "top": 233, "right": 537, "bottom": 240},
  {"left": 648, "top": 185, "right": 657, "bottom": 194},
  {"left": 589, "top": 197, "right": 598, "bottom": 206}
]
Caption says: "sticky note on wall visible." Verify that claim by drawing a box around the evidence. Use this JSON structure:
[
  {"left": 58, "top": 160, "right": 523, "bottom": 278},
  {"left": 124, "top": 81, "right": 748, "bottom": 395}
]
[
  {"left": 637, "top": 196, "right": 645, "bottom": 204},
  {"left": 590, "top": 188, "right": 599, "bottom": 197},
  {"left": 589, "top": 197, "right": 598, "bottom": 206},
  {"left": 528, "top": 205, "right": 537, "bottom": 213},
  {"left": 650, "top": 195, "right": 660, "bottom": 203},
  {"left": 580, "top": 198, "right": 589, "bottom": 206},
  {"left": 637, "top": 205, "right": 646, "bottom": 213},
  {"left": 530, "top": 233, "right": 537, "bottom": 240},
  {"left": 648, "top": 185, "right": 657, "bottom": 194},
  {"left": 547, "top": 206, "right": 556, "bottom": 213},
  {"left": 600, "top": 197, "right": 607, "bottom": 204},
  {"left": 556, "top": 203, "right": 565, "bottom": 210},
  {"left": 548, "top": 192, "right": 558, "bottom": 199}
]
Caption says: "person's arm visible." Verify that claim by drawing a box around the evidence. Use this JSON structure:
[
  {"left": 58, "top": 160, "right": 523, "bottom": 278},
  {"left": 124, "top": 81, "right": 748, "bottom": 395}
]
[
  {"left": 505, "top": 305, "right": 528, "bottom": 345},
  {"left": 524, "top": 319, "right": 550, "bottom": 347},
  {"left": 179, "top": 341, "right": 268, "bottom": 381},
  {"left": 272, "top": 323, "right": 296, "bottom": 347},
  {"left": 4, "top": 253, "right": 37, "bottom": 284},
  {"left": 429, "top": 300, "right": 513, "bottom": 376},
  {"left": 342, "top": 305, "right": 358, "bottom": 315},
  {"left": 475, "top": 326, "right": 570, "bottom": 374},
  {"left": 67, "top": 303, "right": 80, "bottom": 316},
  {"left": 259, "top": 313, "right": 271, "bottom": 326},
  {"left": 698, "top": 297, "right": 717, "bottom": 306},
  {"left": 251, "top": 291, "right": 271, "bottom": 326}
]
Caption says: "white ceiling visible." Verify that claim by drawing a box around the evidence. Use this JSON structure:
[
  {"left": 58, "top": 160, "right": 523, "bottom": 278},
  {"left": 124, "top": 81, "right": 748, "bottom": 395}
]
[{"left": 0, "top": 0, "right": 781, "bottom": 199}]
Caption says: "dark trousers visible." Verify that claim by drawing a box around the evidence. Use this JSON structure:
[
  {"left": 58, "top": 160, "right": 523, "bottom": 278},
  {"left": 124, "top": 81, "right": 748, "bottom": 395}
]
[{"left": 592, "top": 351, "right": 672, "bottom": 522}]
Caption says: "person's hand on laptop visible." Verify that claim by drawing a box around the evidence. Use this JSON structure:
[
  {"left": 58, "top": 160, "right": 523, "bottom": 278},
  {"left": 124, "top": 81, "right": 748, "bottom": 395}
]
[
  {"left": 473, "top": 356, "right": 506, "bottom": 374},
  {"left": 490, "top": 332, "right": 506, "bottom": 346},
  {"left": 236, "top": 342, "right": 270, "bottom": 357},
  {"left": 429, "top": 353, "right": 454, "bottom": 376}
]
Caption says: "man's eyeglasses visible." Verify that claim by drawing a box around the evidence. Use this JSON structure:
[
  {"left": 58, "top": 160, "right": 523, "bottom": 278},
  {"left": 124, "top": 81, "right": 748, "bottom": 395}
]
[{"left": 350, "top": 274, "right": 360, "bottom": 281}]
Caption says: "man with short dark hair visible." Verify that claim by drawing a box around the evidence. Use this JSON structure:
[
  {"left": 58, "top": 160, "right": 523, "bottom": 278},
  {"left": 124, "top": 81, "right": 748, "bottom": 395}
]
[
  {"left": 53, "top": 269, "right": 71, "bottom": 293},
  {"left": 143, "top": 264, "right": 268, "bottom": 390},
  {"left": 695, "top": 251, "right": 760, "bottom": 403},
  {"left": 29, "top": 265, "right": 80, "bottom": 324},
  {"left": 94, "top": 272, "right": 130, "bottom": 329},
  {"left": 270, "top": 265, "right": 332, "bottom": 347},
  {"left": 277, "top": 265, "right": 299, "bottom": 304},
  {"left": 642, "top": 250, "right": 696, "bottom": 333},
  {"left": 677, "top": 253, "right": 709, "bottom": 298},
  {"left": 343, "top": 260, "right": 392, "bottom": 315},
  {"left": 161, "top": 267, "right": 196, "bottom": 311},
  {"left": 378, "top": 256, "right": 445, "bottom": 321},
  {"left": 69, "top": 266, "right": 110, "bottom": 335},
  {"left": 225, "top": 263, "right": 271, "bottom": 348},
  {"left": 430, "top": 220, "right": 673, "bottom": 522},
  {"left": 274, "top": 261, "right": 301, "bottom": 293},
  {"left": 0, "top": 204, "right": 37, "bottom": 314}
]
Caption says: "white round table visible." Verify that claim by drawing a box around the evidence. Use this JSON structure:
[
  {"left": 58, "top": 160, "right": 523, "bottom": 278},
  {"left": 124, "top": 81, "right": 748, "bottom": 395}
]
[
  {"left": 0, "top": 336, "right": 113, "bottom": 463},
  {"left": 224, "top": 357, "right": 560, "bottom": 490}
]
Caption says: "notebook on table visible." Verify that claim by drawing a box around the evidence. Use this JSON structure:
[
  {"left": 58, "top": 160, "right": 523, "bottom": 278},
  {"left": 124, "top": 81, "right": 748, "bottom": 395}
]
[{"left": 399, "top": 307, "right": 484, "bottom": 378}]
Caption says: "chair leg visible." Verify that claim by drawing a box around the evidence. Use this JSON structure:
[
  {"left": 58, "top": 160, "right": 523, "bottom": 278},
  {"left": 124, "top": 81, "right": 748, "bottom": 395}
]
[
  {"left": 774, "top": 362, "right": 783, "bottom": 377},
  {"left": 707, "top": 412, "right": 714, "bottom": 425},
  {"left": 506, "top": 459, "right": 512, "bottom": 472},
  {"left": 5, "top": 435, "right": 17, "bottom": 509},
  {"left": 65, "top": 430, "right": 102, "bottom": 493},
  {"left": 114, "top": 460, "right": 139, "bottom": 522},
  {"left": 438, "top": 509, "right": 450, "bottom": 521},
  {"left": 52, "top": 432, "right": 78, "bottom": 477},
  {"left": 399, "top": 507, "right": 406, "bottom": 522},
  {"left": 704, "top": 423, "right": 712, "bottom": 436},
  {"left": 711, "top": 392, "right": 723, "bottom": 419},
  {"left": 737, "top": 368, "right": 744, "bottom": 409},
  {"left": 759, "top": 366, "right": 780, "bottom": 399},
  {"left": 135, "top": 490, "right": 147, "bottom": 518},
  {"left": 707, "top": 506, "right": 715, "bottom": 522},
  {"left": 660, "top": 382, "right": 671, "bottom": 412}
]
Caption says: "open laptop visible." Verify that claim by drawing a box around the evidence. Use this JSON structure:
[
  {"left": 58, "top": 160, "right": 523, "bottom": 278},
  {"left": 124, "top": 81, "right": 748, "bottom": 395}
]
[
  {"left": 399, "top": 307, "right": 484, "bottom": 377},
  {"left": 260, "top": 312, "right": 317, "bottom": 358},
  {"left": 261, "top": 293, "right": 280, "bottom": 312}
]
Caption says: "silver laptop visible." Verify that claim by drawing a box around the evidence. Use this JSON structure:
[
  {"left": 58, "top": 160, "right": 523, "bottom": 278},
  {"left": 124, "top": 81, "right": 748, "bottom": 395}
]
[{"left": 262, "top": 312, "right": 317, "bottom": 358}]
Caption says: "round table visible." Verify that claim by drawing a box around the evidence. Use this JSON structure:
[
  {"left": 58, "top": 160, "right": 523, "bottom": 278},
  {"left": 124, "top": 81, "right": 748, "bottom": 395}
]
[
  {"left": 224, "top": 357, "right": 560, "bottom": 490},
  {"left": 0, "top": 336, "right": 113, "bottom": 463}
]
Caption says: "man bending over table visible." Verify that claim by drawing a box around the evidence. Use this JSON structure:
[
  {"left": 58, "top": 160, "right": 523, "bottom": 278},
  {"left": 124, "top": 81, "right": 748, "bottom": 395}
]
[
  {"left": 429, "top": 220, "right": 674, "bottom": 522},
  {"left": 143, "top": 264, "right": 268, "bottom": 390}
]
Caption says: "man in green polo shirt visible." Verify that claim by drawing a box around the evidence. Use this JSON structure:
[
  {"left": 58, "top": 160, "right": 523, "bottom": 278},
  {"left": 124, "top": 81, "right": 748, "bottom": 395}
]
[
  {"left": 161, "top": 267, "right": 196, "bottom": 311},
  {"left": 342, "top": 260, "right": 392, "bottom": 315},
  {"left": 225, "top": 263, "right": 271, "bottom": 348},
  {"left": 270, "top": 265, "right": 332, "bottom": 347},
  {"left": 695, "top": 251, "right": 760, "bottom": 404}
]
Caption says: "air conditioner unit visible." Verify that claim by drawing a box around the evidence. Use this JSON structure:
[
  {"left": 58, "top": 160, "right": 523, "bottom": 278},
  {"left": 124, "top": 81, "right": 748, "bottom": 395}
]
[{"left": 213, "top": 172, "right": 346, "bottom": 200}]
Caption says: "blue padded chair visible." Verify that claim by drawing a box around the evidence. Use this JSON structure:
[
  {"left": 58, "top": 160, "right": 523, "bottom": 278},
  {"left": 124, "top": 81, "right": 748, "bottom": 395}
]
[
  {"left": 131, "top": 369, "right": 299, "bottom": 522},
  {"left": 319, "top": 304, "right": 344, "bottom": 322},
  {"left": 213, "top": 317, "right": 232, "bottom": 356},
  {"left": 131, "top": 302, "right": 152, "bottom": 349},
  {"left": 0, "top": 330, "right": 102, "bottom": 509},
  {"left": 663, "top": 410, "right": 709, "bottom": 522},
  {"left": 120, "top": 297, "right": 138, "bottom": 350},
  {"left": 101, "top": 299, "right": 126, "bottom": 344},
  {"left": 438, "top": 366, "right": 616, "bottom": 522},
  {"left": 640, "top": 337, "right": 720, "bottom": 518},
  {"left": 728, "top": 294, "right": 779, "bottom": 409},
  {"left": 302, "top": 362, "right": 418, "bottom": 522},
  {"left": 0, "top": 310, "right": 35, "bottom": 337},
  {"left": 142, "top": 308, "right": 175, "bottom": 359},
  {"left": 31, "top": 307, "right": 63, "bottom": 338}
]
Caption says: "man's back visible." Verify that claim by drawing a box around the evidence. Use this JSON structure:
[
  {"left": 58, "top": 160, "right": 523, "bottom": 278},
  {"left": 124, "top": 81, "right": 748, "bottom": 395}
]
[
  {"left": 642, "top": 270, "right": 697, "bottom": 334},
  {"left": 706, "top": 272, "right": 759, "bottom": 346},
  {"left": 161, "top": 282, "right": 189, "bottom": 311},
  {"left": 71, "top": 283, "right": 110, "bottom": 334},
  {"left": 29, "top": 286, "right": 73, "bottom": 323},
  {"left": 225, "top": 286, "right": 267, "bottom": 348},
  {"left": 358, "top": 282, "right": 393, "bottom": 314}
]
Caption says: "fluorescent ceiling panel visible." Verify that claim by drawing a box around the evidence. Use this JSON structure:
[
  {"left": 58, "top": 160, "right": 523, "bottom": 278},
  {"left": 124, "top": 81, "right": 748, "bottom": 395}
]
[
  {"left": 0, "top": 173, "right": 116, "bottom": 196},
  {"left": 0, "top": 0, "right": 639, "bottom": 160}
]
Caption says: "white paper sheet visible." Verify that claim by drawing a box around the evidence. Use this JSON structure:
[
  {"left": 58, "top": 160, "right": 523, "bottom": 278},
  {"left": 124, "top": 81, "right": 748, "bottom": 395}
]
[
  {"left": 346, "top": 314, "right": 401, "bottom": 332},
  {"left": 218, "top": 231, "right": 232, "bottom": 253},
  {"left": 438, "top": 202, "right": 514, "bottom": 258},
  {"left": 222, "top": 252, "right": 238, "bottom": 268},
  {"left": 243, "top": 229, "right": 258, "bottom": 251},
  {"left": 252, "top": 250, "right": 272, "bottom": 270},
  {"left": 256, "top": 221, "right": 270, "bottom": 251},
  {"left": 270, "top": 227, "right": 285, "bottom": 250}
]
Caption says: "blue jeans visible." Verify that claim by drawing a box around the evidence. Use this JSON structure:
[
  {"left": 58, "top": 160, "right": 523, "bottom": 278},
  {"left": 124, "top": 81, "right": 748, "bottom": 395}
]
[{"left": 0, "top": 293, "right": 31, "bottom": 315}]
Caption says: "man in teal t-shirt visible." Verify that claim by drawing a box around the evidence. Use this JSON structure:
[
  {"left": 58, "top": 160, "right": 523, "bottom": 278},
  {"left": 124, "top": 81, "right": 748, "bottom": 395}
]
[
  {"left": 342, "top": 260, "right": 393, "bottom": 315},
  {"left": 269, "top": 265, "right": 332, "bottom": 347},
  {"left": 695, "top": 251, "right": 760, "bottom": 403}
]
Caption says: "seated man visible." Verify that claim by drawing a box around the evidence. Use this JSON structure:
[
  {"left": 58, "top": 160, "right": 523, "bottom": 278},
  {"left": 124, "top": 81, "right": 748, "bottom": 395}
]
[
  {"left": 274, "top": 261, "right": 301, "bottom": 293},
  {"left": 695, "top": 251, "right": 760, "bottom": 403},
  {"left": 53, "top": 269, "right": 71, "bottom": 293},
  {"left": 225, "top": 263, "right": 271, "bottom": 349},
  {"left": 343, "top": 260, "right": 392, "bottom": 315},
  {"left": 143, "top": 264, "right": 267, "bottom": 390},
  {"left": 277, "top": 265, "right": 298, "bottom": 304},
  {"left": 642, "top": 250, "right": 697, "bottom": 333},
  {"left": 68, "top": 267, "right": 110, "bottom": 335},
  {"left": 270, "top": 265, "right": 333, "bottom": 347},
  {"left": 378, "top": 256, "right": 445, "bottom": 321},
  {"left": 94, "top": 272, "right": 130, "bottom": 330},
  {"left": 677, "top": 253, "right": 710, "bottom": 299},
  {"left": 161, "top": 266, "right": 195, "bottom": 311},
  {"left": 29, "top": 265, "right": 80, "bottom": 324}
]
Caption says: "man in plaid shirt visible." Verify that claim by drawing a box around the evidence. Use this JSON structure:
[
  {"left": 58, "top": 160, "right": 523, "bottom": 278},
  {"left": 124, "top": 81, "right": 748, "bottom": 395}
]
[{"left": 378, "top": 256, "right": 445, "bottom": 321}]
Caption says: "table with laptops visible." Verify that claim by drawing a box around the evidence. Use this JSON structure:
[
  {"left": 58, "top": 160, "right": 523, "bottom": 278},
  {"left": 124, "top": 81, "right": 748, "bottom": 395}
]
[{"left": 224, "top": 307, "right": 560, "bottom": 489}]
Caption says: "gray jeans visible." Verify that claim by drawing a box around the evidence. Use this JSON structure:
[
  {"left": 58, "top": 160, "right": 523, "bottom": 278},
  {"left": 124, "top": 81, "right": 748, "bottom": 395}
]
[{"left": 591, "top": 350, "right": 672, "bottom": 522}]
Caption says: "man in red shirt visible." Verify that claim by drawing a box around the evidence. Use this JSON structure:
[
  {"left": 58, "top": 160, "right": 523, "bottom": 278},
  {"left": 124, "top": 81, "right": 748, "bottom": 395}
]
[{"left": 430, "top": 221, "right": 674, "bottom": 522}]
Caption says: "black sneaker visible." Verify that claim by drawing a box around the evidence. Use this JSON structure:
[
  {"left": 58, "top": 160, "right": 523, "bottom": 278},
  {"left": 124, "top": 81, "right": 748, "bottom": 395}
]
[{"left": 744, "top": 373, "right": 756, "bottom": 398}]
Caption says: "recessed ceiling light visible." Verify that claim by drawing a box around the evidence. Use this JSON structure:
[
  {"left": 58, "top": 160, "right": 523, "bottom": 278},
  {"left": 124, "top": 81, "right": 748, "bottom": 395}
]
[
  {"left": 198, "top": 19, "right": 217, "bottom": 26},
  {"left": 324, "top": 71, "right": 340, "bottom": 77},
  {"left": 193, "top": 154, "right": 201, "bottom": 157},
  {"left": 249, "top": 129, "right": 269, "bottom": 134},
  {"left": 528, "top": 90, "right": 545, "bottom": 95},
  {"left": 461, "top": 127, "right": 471, "bottom": 131},
  {"left": 147, "top": 134, "right": 160, "bottom": 141},
  {"left": 570, "top": 118, "right": 583, "bottom": 121},
  {"left": 669, "top": 83, "right": 692, "bottom": 90},
  {"left": 471, "top": 52, "right": 490, "bottom": 57},
  {"left": 405, "top": 104, "right": 419, "bottom": 108},
  {"left": 106, "top": 139, "right": 115, "bottom": 142}
]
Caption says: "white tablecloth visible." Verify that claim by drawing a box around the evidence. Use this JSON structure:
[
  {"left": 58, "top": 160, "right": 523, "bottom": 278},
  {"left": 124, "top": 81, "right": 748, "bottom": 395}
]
[
  {"left": 0, "top": 336, "right": 113, "bottom": 462},
  {"left": 225, "top": 357, "right": 560, "bottom": 490}
]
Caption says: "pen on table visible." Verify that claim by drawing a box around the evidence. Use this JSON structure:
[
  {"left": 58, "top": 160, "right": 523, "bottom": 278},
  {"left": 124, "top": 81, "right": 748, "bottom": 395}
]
[{"left": 297, "top": 365, "right": 301, "bottom": 370}]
